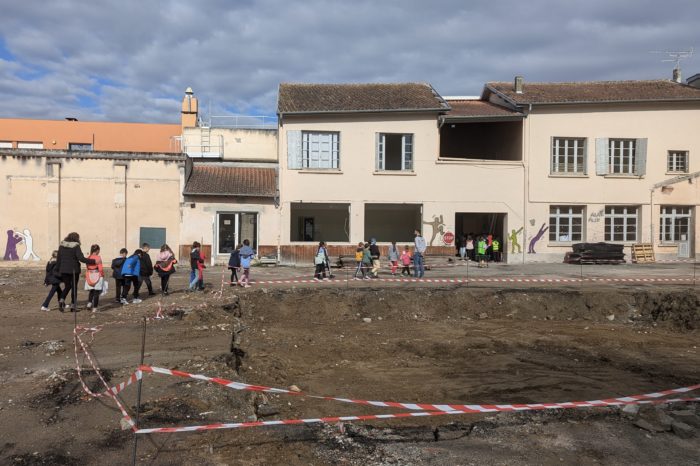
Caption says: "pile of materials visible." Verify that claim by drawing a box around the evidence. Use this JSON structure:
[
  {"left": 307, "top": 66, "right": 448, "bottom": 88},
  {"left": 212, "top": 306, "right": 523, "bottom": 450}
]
[{"left": 564, "top": 243, "right": 626, "bottom": 264}]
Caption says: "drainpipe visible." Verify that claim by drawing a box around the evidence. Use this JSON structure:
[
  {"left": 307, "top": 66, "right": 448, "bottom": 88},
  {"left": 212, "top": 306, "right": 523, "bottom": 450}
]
[
  {"left": 649, "top": 188, "right": 655, "bottom": 249},
  {"left": 57, "top": 163, "right": 62, "bottom": 240},
  {"left": 124, "top": 166, "right": 128, "bottom": 248}
]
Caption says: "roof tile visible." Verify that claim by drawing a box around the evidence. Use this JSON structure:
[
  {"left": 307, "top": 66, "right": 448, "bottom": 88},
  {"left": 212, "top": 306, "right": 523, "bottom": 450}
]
[{"left": 184, "top": 165, "right": 277, "bottom": 197}]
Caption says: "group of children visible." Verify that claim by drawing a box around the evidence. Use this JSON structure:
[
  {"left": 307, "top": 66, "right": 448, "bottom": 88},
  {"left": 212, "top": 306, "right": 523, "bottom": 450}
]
[
  {"left": 456, "top": 234, "right": 502, "bottom": 268},
  {"left": 351, "top": 240, "right": 414, "bottom": 279},
  {"left": 225, "top": 239, "right": 256, "bottom": 288},
  {"left": 42, "top": 242, "right": 178, "bottom": 312}
]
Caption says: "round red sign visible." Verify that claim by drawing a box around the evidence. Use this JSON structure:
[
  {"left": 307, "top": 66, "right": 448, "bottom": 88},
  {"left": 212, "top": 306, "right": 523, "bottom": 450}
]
[{"left": 443, "top": 231, "right": 455, "bottom": 245}]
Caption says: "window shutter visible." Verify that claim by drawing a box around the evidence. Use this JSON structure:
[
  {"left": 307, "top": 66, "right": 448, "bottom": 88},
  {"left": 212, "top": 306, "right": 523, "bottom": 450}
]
[
  {"left": 287, "top": 131, "right": 302, "bottom": 169},
  {"left": 635, "top": 138, "right": 647, "bottom": 176},
  {"left": 595, "top": 138, "right": 609, "bottom": 175},
  {"left": 375, "top": 133, "right": 384, "bottom": 171}
]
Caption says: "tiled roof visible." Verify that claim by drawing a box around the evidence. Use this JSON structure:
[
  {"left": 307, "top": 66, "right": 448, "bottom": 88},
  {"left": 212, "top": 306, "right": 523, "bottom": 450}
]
[
  {"left": 444, "top": 100, "right": 523, "bottom": 118},
  {"left": 486, "top": 80, "right": 700, "bottom": 105},
  {"left": 184, "top": 164, "right": 277, "bottom": 197},
  {"left": 278, "top": 83, "right": 450, "bottom": 114}
]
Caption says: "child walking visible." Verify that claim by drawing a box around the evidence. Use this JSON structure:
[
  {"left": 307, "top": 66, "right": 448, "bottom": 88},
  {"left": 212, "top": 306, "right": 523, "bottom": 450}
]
[
  {"left": 84, "top": 244, "right": 104, "bottom": 312},
  {"left": 40, "top": 250, "right": 62, "bottom": 311},
  {"left": 239, "top": 239, "right": 255, "bottom": 288},
  {"left": 227, "top": 244, "right": 241, "bottom": 286},
  {"left": 139, "top": 243, "right": 156, "bottom": 296},
  {"left": 361, "top": 242, "right": 373, "bottom": 280},
  {"left": 400, "top": 245, "right": 412, "bottom": 276},
  {"left": 353, "top": 242, "right": 364, "bottom": 279},
  {"left": 154, "top": 244, "right": 177, "bottom": 295},
  {"left": 188, "top": 242, "right": 206, "bottom": 291},
  {"left": 388, "top": 241, "right": 400, "bottom": 276},
  {"left": 111, "top": 248, "right": 128, "bottom": 304},
  {"left": 120, "top": 249, "right": 143, "bottom": 304}
]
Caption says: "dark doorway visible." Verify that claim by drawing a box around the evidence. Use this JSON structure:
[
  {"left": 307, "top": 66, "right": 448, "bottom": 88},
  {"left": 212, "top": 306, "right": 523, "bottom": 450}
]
[{"left": 455, "top": 212, "right": 507, "bottom": 257}]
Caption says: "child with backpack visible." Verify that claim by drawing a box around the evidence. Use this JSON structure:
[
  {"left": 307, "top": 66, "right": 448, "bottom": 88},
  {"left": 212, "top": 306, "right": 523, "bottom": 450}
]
[
  {"left": 84, "top": 244, "right": 104, "bottom": 312},
  {"left": 388, "top": 241, "right": 400, "bottom": 276},
  {"left": 154, "top": 244, "right": 177, "bottom": 295},
  {"left": 40, "top": 250, "right": 62, "bottom": 311},
  {"left": 188, "top": 242, "right": 206, "bottom": 291},
  {"left": 139, "top": 243, "right": 155, "bottom": 296},
  {"left": 353, "top": 242, "right": 365, "bottom": 280},
  {"left": 111, "top": 248, "right": 128, "bottom": 304},
  {"left": 239, "top": 239, "right": 255, "bottom": 288},
  {"left": 120, "top": 249, "right": 142, "bottom": 304},
  {"left": 227, "top": 244, "right": 241, "bottom": 286},
  {"left": 361, "top": 242, "right": 373, "bottom": 280},
  {"left": 314, "top": 241, "right": 328, "bottom": 281}
]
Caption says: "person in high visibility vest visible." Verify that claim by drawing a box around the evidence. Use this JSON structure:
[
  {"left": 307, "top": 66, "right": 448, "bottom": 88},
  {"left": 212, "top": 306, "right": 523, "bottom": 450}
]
[
  {"left": 477, "top": 236, "right": 488, "bottom": 268},
  {"left": 492, "top": 238, "right": 501, "bottom": 263}
]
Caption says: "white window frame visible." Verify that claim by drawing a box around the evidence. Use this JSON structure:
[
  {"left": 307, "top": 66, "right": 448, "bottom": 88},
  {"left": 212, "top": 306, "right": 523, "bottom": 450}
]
[
  {"left": 608, "top": 139, "right": 636, "bottom": 175},
  {"left": 376, "top": 133, "right": 413, "bottom": 171},
  {"left": 549, "top": 205, "right": 584, "bottom": 242},
  {"left": 667, "top": 150, "right": 688, "bottom": 173},
  {"left": 17, "top": 141, "right": 44, "bottom": 149},
  {"left": 301, "top": 131, "right": 339, "bottom": 169},
  {"left": 551, "top": 137, "right": 586, "bottom": 174},
  {"left": 604, "top": 206, "right": 639, "bottom": 242},
  {"left": 659, "top": 206, "right": 692, "bottom": 243}
]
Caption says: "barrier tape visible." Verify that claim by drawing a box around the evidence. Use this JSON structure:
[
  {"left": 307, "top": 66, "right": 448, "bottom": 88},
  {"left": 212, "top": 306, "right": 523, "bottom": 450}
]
[{"left": 89, "top": 364, "right": 699, "bottom": 434}]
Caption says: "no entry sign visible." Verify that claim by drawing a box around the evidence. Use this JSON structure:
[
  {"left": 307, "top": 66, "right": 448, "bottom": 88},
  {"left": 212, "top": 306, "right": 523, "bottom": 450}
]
[{"left": 443, "top": 231, "right": 455, "bottom": 245}]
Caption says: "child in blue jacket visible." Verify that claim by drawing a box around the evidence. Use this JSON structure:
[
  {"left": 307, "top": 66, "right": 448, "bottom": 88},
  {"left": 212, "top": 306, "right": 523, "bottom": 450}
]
[{"left": 120, "top": 249, "right": 142, "bottom": 304}]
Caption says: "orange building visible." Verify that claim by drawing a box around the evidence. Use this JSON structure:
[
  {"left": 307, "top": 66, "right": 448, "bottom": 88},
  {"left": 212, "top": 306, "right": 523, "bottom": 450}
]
[{"left": 0, "top": 118, "right": 181, "bottom": 153}]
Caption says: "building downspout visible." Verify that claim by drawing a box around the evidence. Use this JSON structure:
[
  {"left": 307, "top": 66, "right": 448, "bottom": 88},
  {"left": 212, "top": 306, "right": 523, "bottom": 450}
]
[
  {"left": 124, "top": 166, "right": 128, "bottom": 248},
  {"left": 57, "top": 163, "right": 62, "bottom": 240},
  {"left": 522, "top": 103, "right": 532, "bottom": 264},
  {"left": 649, "top": 188, "right": 654, "bottom": 249}
]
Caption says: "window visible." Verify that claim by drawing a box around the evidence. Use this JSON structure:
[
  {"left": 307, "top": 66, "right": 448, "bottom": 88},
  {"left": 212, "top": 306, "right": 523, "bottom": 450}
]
[
  {"left": 551, "top": 138, "right": 586, "bottom": 174},
  {"left": 605, "top": 206, "right": 639, "bottom": 242},
  {"left": 595, "top": 138, "right": 647, "bottom": 176},
  {"left": 0, "top": 141, "right": 12, "bottom": 149},
  {"left": 659, "top": 206, "right": 692, "bottom": 243},
  {"left": 290, "top": 203, "right": 349, "bottom": 242},
  {"left": 217, "top": 212, "right": 258, "bottom": 254},
  {"left": 17, "top": 142, "right": 43, "bottom": 149},
  {"left": 68, "top": 143, "right": 93, "bottom": 151},
  {"left": 376, "top": 133, "right": 413, "bottom": 171},
  {"left": 301, "top": 132, "right": 339, "bottom": 169},
  {"left": 364, "top": 204, "right": 421, "bottom": 241},
  {"left": 667, "top": 151, "right": 688, "bottom": 173},
  {"left": 549, "top": 206, "right": 584, "bottom": 242}
]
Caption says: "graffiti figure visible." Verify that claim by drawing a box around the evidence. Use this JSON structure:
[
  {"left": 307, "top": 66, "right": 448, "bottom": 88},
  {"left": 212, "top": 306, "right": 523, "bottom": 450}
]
[
  {"left": 423, "top": 215, "right": 445, "bottom": 246},
  {"left": 528, "top": 223, "right": 549, "bottom": 254},
  {"left": 14, "top": 229, "right": 40, "bottom": 261},
  {"left": 509, "top": 227, "right": 524, "bottom": 254},
  {"left": 3, "top": 230, "right": 21, "bottom": 261}
]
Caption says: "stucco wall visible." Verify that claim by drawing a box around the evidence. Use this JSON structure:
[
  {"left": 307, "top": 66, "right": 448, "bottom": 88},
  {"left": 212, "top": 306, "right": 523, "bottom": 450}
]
[
  {"left": 524, "top": 103, "right": 700, "bottom": 262},
  {"left": 0, "top": 154, "right": 182, "bottom": 264},
  {"left": 182, "top": 127, "right": 277, "bottom": 161},
  {"left": 278, "top": 113, "right": 525, "bottom": 262}
]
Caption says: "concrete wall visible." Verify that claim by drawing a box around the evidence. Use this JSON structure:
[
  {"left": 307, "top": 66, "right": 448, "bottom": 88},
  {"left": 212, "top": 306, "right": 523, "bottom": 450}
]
[
  {"left": 0, "top": 119, "right": 181, "bottom": 153},
  {"left": 524, "top": 102, "right": 700, "bottom": 261},
  {"left": 278, "top": 113, "right": 525, "bottom": 263},
  {"left": 0, "top": 152, "right": 183, "bottom": 264},
  {"left": 182, "top": 127, "right": 277, "bottom": 161}
]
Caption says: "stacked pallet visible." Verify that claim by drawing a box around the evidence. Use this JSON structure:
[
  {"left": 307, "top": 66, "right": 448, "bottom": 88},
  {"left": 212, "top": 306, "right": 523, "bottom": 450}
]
[
  {"left": 564, "top": 243, "right": 626, "bottom": 264},
  {"left": 631, "top": 244, "right": 655, "bottom": 263}
]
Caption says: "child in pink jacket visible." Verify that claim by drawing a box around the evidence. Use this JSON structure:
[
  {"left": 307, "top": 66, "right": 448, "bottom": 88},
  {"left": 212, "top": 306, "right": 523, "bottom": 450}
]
[{"left": 399, "top": 246, "right": 412, "bottom": 276}]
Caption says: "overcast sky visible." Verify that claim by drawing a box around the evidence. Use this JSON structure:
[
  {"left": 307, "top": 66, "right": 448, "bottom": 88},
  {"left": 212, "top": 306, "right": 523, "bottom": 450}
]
[{"left": 0, "top": 0, "right": 697, "bottom": 123}]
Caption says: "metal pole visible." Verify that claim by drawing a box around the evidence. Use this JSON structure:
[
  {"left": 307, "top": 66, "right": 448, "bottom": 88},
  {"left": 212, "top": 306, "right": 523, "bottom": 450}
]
[{"left": 131, "top": 317, "right": 147, "bottom": 466}]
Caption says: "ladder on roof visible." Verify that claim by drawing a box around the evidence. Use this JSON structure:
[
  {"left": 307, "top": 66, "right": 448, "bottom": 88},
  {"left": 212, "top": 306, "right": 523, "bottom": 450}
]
[{"left": 200, "top": 123, "right": 211, "bottom": 153}]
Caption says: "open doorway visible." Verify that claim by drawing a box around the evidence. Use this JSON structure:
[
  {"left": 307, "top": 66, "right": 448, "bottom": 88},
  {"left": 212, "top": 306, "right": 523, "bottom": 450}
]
[{"left": 455, "top": 212, "right": 507, "bottom": 259}]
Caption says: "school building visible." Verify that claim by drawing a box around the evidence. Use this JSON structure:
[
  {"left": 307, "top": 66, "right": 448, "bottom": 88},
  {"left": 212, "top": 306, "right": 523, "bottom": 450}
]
[{"left": 2, "top": 73, "right": 700, "bottom": 265}]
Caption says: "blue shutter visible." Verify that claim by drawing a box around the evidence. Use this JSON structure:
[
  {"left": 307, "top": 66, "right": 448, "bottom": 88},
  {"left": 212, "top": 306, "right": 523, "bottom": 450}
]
[
  {"left": 635, "top": 138, "right": 647, "bottom": 176},
  {"left": 287, "top": 131, "right": 302, "bottom": 169}
]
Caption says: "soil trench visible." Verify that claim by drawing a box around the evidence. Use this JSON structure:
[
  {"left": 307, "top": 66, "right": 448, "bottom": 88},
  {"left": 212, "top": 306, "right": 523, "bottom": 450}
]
[{"left": 0, "top": 268, "right": 698, "bottom": 465}]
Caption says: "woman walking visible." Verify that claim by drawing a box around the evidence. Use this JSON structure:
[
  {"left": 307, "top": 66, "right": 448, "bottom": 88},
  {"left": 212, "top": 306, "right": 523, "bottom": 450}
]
[
  {"left": 56, "top": 232, "right": 94, "bottom": 312},
  {"left": 154, "top": 244, "right": 177, "bottom": 295}
]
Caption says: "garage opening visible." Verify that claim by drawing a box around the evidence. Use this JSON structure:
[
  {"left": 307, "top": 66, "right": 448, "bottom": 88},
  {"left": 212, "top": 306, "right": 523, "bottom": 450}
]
[
  {"left": 440, "top": 121, "right": 522, "bottom": 161},
  {"left": 291, "top": 203, "right": 349, "bottom": 242},
  {"left": 455, "top": 212, "right": 507, "bottom": 255},
  {"left": 365, "top": 204, "right": 421, "bottom": 242}
]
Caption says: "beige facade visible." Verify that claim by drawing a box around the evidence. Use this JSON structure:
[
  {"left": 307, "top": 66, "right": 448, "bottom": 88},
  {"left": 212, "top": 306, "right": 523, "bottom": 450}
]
[
  {"left": 520, "top": 102, "right": 700, "bottom": 262},
  {"left": 1, "top": 151, "right": 183, "bottom": 264},
  {"left": 182, "top": 127, "right": 277, "bottom": 161}
]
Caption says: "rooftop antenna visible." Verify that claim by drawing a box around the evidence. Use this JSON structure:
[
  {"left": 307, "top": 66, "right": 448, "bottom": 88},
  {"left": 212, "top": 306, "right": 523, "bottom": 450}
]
[{"left": 650, "top": 48, "right": 694, "bottom": 82}]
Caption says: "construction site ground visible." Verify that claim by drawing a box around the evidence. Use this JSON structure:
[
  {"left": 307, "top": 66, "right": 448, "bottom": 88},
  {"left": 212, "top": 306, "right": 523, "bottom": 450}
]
[{"left": 0, "top": 260, "right": 699, "bottom": 465}]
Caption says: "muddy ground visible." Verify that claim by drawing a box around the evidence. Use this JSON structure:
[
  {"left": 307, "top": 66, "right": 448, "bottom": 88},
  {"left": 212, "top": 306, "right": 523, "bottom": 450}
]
[{"left": 0, "top": 267, "right": 699, "bottom": 465}]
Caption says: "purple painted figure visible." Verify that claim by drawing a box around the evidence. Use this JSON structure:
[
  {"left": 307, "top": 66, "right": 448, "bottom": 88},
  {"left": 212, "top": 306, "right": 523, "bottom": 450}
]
[
  {"left": 527, "top": 223, "right": 549, "bottom": 254},
  {"left": 4, "top": 229, "right": 21, "bottom": 261}
]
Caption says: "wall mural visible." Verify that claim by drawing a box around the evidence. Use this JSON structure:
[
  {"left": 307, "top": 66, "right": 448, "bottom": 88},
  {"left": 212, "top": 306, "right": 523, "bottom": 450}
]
[
  {"left": 423, "top": 215, "right": 445, "bottom": 246},
  {"left": 509, "top": 227, "right": 524, "bottom": 253},
  {"left": 527, "top": 223, "right": 549, "bottom": 254},
  {"left": 3, "top": 228, "right": 40, "bottom": 261}
]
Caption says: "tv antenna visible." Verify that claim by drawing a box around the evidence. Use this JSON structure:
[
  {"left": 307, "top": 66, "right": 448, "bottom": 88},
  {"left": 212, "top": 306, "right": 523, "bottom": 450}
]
[{"left": 650, "top": 48, "right": 694, "bottom": 72}]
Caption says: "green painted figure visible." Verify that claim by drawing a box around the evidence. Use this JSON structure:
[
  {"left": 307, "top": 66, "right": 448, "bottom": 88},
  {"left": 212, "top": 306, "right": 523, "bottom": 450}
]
[{"left": 509, "top": 227, "right": 524, "bottom": 254}]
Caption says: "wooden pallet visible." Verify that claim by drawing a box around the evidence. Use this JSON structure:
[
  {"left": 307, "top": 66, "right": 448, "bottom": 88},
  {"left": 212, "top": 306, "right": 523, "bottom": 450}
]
[{"left": 631, "top": 244, "right": 655, "bottom": 263}]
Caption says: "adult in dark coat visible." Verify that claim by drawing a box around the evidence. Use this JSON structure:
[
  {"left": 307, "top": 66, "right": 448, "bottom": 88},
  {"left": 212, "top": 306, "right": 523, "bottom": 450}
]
[{"left": 55, "top": 232, "right": 94, "bottom": 311}]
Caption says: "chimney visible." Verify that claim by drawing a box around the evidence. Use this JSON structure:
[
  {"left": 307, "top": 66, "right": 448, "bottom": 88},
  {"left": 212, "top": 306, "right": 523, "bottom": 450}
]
[
  {"left": 181, "top": 87, "right": 199, "bottom": 129},
  {"left": 514, "top": 76, "right": 524, "bottom": 94},
  {"left": 686, "top": 73, "right": 700, "bottom": 89},
  {"left": 672, "top": 68, "right": 682, "bottom": 83}
]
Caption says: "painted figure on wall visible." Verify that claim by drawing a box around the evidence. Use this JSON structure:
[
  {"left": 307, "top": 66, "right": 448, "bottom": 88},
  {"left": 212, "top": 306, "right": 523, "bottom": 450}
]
[
  {"left": 528, "top": 223, "right": 549, "bottom": 254},
  {"left": 509, "top": 227, "right": 524, "bottom": 254},
  {"left": 3, "top": 230, "right": 21, "bottom": 261},
  {"left": 15, "top": 229, "right": 40, "bottom": 261},
  {"left": 423, "top": 215, "right": 445, "bottom": 246}
]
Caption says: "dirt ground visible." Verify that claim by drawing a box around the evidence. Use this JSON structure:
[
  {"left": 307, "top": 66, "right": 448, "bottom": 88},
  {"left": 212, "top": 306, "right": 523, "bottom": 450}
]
[{"left": 0, "top": 266, "right": 699, "bottom": 465}]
